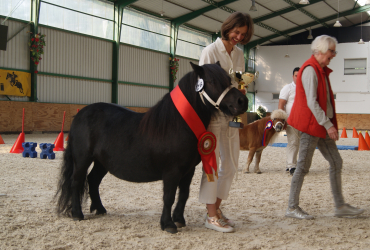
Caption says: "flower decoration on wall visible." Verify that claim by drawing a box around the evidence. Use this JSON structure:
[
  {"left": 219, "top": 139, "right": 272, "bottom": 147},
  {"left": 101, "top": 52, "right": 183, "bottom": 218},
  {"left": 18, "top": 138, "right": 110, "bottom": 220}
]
[
  {"left": 169, "top": 57, "right": 179, "bottom": 82},
  {"left": 28, "top": 32, "right": 46, "bottom": 73}
]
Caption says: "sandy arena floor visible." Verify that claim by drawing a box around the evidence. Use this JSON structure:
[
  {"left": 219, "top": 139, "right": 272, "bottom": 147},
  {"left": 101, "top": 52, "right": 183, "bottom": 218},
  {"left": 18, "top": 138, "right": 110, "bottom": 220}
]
[{"left": 0, "top": 130, "right": 369, "bottom": 250}]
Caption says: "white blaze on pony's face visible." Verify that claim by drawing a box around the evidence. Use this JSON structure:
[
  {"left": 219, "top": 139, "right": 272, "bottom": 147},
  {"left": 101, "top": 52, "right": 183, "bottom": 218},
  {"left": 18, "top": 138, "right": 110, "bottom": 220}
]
[{"left": 271, "top": 109, "right": 288, "bottom": 132}]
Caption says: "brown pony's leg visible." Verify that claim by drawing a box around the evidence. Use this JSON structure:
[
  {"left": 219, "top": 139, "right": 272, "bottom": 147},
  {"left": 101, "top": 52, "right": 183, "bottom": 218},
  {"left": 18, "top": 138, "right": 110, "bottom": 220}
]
[
  {"left": 254, "top": 150, "right": 263, "bottom": 174},
  {"left": 245, "top": 148, "right": 257, "bottom": 173}
]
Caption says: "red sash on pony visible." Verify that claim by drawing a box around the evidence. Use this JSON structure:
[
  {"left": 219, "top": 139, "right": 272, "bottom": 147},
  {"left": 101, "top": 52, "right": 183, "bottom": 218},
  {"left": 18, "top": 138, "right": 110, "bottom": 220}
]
[{"left": 170, "top": 85, "right": 218, "bottom": 182}]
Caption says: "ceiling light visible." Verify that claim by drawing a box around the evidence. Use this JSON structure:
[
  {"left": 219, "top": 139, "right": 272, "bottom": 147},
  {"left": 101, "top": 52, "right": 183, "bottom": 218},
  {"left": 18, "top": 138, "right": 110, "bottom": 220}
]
[
  {"left": 284, "top": 54, "right": 290, "bottom": 58},
  {"left": 307, "top": 27, "right": 313, "bottom": 39},
  {"left": 299, "top": 0, "right": 310, "bottom": 4},
  {"left": 250, "top": 0, "right": 257, "bottom": 11},
  {"left": 334, "top": 0, "right": 341, "bottom": 27},
  {"left": 256, "top": 44, "right": 260, "bottom": 50},
  {"left": 334, "top": 20, "right": 342, "bottom": 27},
  {"left": 160, "top": 0, "right": 164, "bottom": 16},
  {"left": 359, "top": 12, "right": 365, "bottom": 44}
]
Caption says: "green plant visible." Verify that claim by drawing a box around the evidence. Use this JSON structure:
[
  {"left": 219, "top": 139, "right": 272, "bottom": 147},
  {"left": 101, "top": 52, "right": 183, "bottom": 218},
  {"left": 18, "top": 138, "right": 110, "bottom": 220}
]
[
  {"left": 169, "top": 57, "right": 179, "bottom": 82},
  {"left": 256, "top": 105, "right": 267, "bottom": 120},
  {"left": 28, "top": 32, "right": 46, "bottom": 73}
]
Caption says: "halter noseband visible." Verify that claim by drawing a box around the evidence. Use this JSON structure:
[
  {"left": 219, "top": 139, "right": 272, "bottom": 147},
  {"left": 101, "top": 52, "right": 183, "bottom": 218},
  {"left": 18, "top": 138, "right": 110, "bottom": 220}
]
[
  {"left": 196, "top": 77, "right": 233, "bottom": 110},
  {"left": 272, "top": 119, "right": 285, "bottom": 130}
]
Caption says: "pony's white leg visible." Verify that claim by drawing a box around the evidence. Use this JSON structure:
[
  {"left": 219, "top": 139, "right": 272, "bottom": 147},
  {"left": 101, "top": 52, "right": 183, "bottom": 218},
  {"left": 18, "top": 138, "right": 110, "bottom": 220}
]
[
  {"left": 254, "top": 150, "right": 263, "bottom": 174},
  {"left": 245, "top": 149, "right": 256, "bottom": 173}
]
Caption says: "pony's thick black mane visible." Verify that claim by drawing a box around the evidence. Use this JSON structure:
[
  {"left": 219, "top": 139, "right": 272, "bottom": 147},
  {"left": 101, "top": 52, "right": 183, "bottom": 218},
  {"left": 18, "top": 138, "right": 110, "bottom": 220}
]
[{"left": 139, "top": 63, "right": 231, "bottom": 140}]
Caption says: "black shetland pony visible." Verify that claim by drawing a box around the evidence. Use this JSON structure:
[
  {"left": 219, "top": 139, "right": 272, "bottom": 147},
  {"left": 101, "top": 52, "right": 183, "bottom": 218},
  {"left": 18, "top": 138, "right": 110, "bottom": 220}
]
[{"left": 55, "top": 62, "right": 248, "bottom": 234}]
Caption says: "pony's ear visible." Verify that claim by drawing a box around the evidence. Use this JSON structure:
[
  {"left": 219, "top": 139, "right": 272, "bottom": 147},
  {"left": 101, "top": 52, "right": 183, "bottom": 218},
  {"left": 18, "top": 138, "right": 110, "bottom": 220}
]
[
  {"left": 215, "top": 61, "right": 221, "bottom": 67},
  {"left": 190, "top": 62, "right": 205, "bottom": 78}
]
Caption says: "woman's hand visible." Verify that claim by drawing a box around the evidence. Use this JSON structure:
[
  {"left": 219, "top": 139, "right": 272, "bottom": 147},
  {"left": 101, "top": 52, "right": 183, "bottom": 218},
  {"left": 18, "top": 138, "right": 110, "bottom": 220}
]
[{"left": 327, "top": 126, "right": 339, "bottom": 141}]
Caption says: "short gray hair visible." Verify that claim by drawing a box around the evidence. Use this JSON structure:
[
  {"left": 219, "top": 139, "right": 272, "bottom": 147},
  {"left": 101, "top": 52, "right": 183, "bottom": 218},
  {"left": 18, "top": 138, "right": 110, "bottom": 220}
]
[{"left": 311, "top": 35, "right": 338, "bottom": 54}]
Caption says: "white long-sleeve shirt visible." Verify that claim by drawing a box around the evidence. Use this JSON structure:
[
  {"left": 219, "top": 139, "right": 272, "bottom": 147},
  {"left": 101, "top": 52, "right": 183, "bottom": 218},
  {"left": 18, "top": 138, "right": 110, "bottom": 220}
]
[{"left": 199, "top": 38, "right": 245, "bottom": 88}]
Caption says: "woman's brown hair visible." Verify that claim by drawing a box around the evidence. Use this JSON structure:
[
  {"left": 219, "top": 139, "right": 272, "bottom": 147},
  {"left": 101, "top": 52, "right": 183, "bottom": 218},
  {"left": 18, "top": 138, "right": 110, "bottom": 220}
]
[{"left": 221, "top": 12, "right": 254, "bottom": 45}]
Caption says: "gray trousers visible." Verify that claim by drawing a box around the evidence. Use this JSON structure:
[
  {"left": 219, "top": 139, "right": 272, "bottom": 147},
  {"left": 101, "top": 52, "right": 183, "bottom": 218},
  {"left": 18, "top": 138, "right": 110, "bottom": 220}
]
[{"left": 288, "top": 132, "right": 345, "bottom": 209}]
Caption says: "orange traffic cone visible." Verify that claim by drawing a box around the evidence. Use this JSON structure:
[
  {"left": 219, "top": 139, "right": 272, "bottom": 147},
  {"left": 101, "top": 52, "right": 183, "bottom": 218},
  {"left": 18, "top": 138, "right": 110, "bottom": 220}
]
[
  {"left": 358, "top": 133, "right": 370, "bottom": 151},
  {"left": 365, "top": 131, "right": 370, "bottom": 148},
  {"left": 340, "top": 127, "right": 348, "bottom": 138},
  {"left": 54, "top": 111, "right": 66, "bottom": 151},
  {"left": 0, "top": 135, "right": 4, "bottom": 144},
  {"left": 353, "top": 127, "right": 359, "bottom": 138},
  {"left": 10, "top": 108, "right": 26, "bottom": 153},
  {"left": 54, "top": 131, "right": 64, "bottom": 151},
  {"left": 10, "top": 132, "right": 25, "bottom": 153}
]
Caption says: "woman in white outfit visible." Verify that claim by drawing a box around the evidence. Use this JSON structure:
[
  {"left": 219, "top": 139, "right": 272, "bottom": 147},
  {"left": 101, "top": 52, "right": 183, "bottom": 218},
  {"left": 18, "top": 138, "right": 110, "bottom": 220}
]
[{"left": 198, "top": 12, "right": 254, "bottom": 233}]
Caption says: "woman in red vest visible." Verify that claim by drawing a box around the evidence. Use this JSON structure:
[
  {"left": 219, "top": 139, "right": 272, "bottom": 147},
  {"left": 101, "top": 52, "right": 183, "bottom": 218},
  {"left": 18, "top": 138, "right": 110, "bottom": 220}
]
[{"left": 285, "top": 35, "right": 364, "bottom": 220}]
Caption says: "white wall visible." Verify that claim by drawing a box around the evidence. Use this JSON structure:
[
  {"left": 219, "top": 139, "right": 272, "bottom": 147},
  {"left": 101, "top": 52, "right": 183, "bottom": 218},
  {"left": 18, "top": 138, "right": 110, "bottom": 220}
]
[{"left": 255, "top": 42, "right": 370, "bottom": 114}]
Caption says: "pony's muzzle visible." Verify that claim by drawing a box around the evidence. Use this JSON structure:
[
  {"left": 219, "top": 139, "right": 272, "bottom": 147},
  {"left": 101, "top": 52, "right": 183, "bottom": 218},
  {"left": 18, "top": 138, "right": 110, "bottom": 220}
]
[
  {"left": 240, "top": 96, "right": 248, "bottom": 113},
  {"left": 275, "top": 125, "right": 283, "bottom": 132}
]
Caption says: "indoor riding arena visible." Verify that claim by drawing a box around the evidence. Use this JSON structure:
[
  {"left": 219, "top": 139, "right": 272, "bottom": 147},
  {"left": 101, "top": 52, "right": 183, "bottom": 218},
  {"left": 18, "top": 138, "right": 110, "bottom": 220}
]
[{"left": 1, "top": 0, "right": 370, "bottom": 249}]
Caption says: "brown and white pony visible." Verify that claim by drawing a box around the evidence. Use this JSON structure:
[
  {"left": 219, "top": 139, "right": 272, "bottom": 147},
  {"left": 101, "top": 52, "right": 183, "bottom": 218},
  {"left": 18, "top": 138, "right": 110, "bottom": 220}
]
[{"left": 239, "top": 109, "right": 288, "bottom": 174}]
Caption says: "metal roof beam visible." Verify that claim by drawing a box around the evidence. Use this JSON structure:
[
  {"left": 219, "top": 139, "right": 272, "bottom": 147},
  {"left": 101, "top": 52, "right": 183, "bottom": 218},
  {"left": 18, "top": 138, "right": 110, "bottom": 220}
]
[
  {"left": 248, "top": 5, "right": 370, "bottom": 48},
  {"left": 172, "top": 0, "right": 238, "bottom": 24},
  {"left": 201, "top": 0, "right": 235, "bottom": 13},
  {"left": 254, "top": 0, "right": 324, "bottom": 23},
  {"left": 116, "top": 0, "right": 138, "bottom": 8},
  {"left": 256, "top": 22, "right": 290, "bottom": 38},
  {"left": 281, "top": 0, "right": 329, "bottom": 28}
]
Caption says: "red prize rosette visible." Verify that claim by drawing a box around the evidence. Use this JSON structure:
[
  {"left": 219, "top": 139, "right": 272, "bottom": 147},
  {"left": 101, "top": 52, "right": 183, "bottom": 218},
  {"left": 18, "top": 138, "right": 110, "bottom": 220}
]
[
  {"left": 198, "top": 131, "right": 218, "bottom": 182},
  {"left": 198, "top": 131, "right": 216, "bottom": 155}
]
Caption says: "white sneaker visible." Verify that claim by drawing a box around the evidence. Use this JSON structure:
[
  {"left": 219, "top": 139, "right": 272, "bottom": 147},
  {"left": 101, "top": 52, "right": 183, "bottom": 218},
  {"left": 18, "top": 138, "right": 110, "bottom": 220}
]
[
  {"left": 335, "top": 204, "right": 364, "bottom": 217},
  {"left": 216, "top": 208, "right": 235, "bottom": 227},
  {"left": 205, "top": 215, "right": 234, "bottom": 233},
  {"left": 285, "top": 206, "right": 314, "bottom": 220}
]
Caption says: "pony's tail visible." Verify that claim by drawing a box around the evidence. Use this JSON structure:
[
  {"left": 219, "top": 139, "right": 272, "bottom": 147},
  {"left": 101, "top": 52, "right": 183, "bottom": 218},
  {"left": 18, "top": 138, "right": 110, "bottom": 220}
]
[{"left": 54, "top": 141, "right": 87, "bottom": 216}]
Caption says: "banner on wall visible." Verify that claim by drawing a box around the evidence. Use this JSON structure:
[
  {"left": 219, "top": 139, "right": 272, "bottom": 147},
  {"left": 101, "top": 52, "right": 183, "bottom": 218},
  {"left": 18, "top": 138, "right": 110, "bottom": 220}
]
[{"left": 0, "top": 69, "right": 31, "bottom": 97}]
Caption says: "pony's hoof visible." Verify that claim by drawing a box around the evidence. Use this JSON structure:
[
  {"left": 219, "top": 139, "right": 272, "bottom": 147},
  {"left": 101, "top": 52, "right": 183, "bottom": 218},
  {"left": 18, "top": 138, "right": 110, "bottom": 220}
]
[
  {"left": 174, "top": 222, "right": 186, "bottom": 228},
  {"left": 256, "top": 171, "right": 262, "bottom": 174},
  {"left": 244, "top": 171, "right": 250, "bottom": 174},
  {"left": 164, "top": 227, "right": 178, "bottom": 234},
  {"left": 96, "top": 211, "right": 107, "bottom": 216},
  {"left": 72, "top": 216, "right": 84, "bottom": 221}
]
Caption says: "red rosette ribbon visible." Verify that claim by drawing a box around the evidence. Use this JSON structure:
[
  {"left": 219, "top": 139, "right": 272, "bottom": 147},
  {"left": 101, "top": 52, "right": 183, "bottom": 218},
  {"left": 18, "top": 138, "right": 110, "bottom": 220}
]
[
  {"left": 198, "top": 131, "right": 217, "bottom": 182},
  {"left": 262, "top": 120, "right": 273, "bottom": 146}
]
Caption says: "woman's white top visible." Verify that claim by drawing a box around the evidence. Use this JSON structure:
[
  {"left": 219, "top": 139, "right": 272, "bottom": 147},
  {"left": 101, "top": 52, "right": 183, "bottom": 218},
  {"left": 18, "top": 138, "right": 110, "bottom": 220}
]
[{"left": 199, "top": 38, "right": 245, "bottom": 88}]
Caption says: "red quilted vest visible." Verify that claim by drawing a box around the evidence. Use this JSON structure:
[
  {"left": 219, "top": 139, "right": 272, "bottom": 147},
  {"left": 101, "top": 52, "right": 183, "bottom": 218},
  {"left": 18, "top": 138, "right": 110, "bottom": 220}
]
[{"left": 288, "top": 55, "right": 338, "bottom": 138}]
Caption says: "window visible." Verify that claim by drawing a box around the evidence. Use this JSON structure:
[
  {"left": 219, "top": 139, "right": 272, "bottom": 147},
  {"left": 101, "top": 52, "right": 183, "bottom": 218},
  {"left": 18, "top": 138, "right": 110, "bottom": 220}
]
[
  {"left": 248, "top": 48, "right": 255, "bottom": 72},
  {"left": 0, "top": 0, "right": 31, "bottom": 22},
  {"left": 344, "top": 58, "right": 367, "bottom": 75},
  {"left": 272, "top": 94, "right": 279, "bottom": 99},
  {"left": 176, "top": 26, "right": 212, "bottom": 59},
  {"left": 39, "top": 0, "right": 114, "bottom": 40},
  {"left": 246, "top": 92, "right": 254, "bottom": 112},
  {"left": 121, "top": 8, "right": 170, "bottom": 53}
]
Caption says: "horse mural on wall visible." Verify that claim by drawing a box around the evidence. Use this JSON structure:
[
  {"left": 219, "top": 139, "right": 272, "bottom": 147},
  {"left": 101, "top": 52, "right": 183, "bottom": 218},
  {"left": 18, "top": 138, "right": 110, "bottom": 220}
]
[
  {"left": 239, "top": 109, "right": 288, "bottom": 174},
  {"left": 6, "top": 72, "right": 24, "bottom": 94},
  {"left": 55, "top": 62, "right": 248, "bottom": 234}
]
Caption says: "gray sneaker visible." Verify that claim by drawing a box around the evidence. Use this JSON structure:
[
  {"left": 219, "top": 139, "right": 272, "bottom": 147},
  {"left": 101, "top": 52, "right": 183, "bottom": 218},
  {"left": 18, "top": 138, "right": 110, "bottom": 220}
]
[
  {"left": 335, "top": 204, "right": 364, "bottom": 217},
  {"left": 285, "top": 206, "right": 314, "bottom": 220}
]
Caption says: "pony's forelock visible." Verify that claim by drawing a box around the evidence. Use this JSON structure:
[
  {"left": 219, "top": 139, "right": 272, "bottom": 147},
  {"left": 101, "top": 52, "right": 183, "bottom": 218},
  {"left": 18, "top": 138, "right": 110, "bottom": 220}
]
[{"left": 271, "top": 109, "right": 288, "bottom": 120}]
